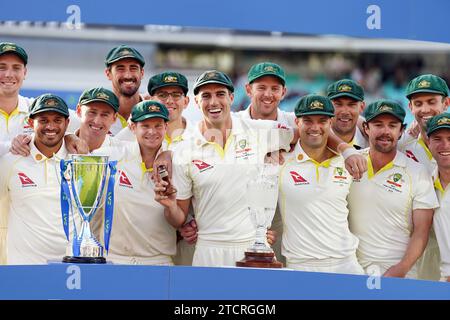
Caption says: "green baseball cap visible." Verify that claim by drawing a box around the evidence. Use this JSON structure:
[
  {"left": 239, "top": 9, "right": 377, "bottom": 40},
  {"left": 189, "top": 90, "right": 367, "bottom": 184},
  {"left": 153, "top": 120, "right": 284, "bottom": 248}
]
[
  {"left": 29, "top": 94, "right": 69, "bottom": 118},
  {"left": 193, "top": 70, "right": 234, "bottom": 95},
  {"left": 405, "top": 74, "right": 449, "bottom": 99},
  {"left": 78, "top": 87, "right": 119, "bottom": 113},
  {"left": 327, "top": 79, "right": 364, "bottom": 101},
  {"left": 131, "top": 100, "right": 169, "bottom": 123},
  {"left": 247, "top": 62, "right": 286, "bottom": 86},
  {"left": 147, "top": 71, "right": 188, "bottom": 96},
  {"left": 363, "top": 100, "right": 406, "bottom": 123},
  {"left": 295, "top": 94, "right": 335, "bottom": 117},
  {"left": 426, "top": 113, "right": 450, "bottom": 136},
  {"left": 0, "top": 42, "right": 28, "bottom": 65},
  {"left": 105, "top": 45, "right": 145, "bottom": 67}
]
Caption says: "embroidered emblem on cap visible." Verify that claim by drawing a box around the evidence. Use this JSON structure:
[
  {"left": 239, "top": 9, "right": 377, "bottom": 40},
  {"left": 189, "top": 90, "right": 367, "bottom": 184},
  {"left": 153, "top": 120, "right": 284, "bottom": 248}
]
[
  {"left": 437, "top": 117, "right": 450, "bottom": 125},
  {"left": 120, "top": 49, "right": 131, "bottom": 56},
  {"left": 205, "top": 71, "right": 218, "bottom": 79},
  {"left": 96, "top": 92, "right": 109, "bottom": 100},
  {"left": 164, "top": 76, "right": 178, "bottom": 83},
  {"left": 338, "top": 84, "right": 352, "bottom": 92},
  {"left": 378, "top": 105, "right": 393, "bottom": 112},
  {"left": 2, "top": 44, "right": 15, "bottom": 52},
  {"left": 148, "top": 105, "right": 160, "bottom": 112},
  {"left": 310, "top": 100, "right": 324, "bottom": 109},
  {"left": 264, "top": 66, "right": 275, "bottom": 72},
  {"left": 45, "top": 99, "right": 57, "bottom": 107},
  {"left": 418, "top": 80, "right": 431, "bottom": 88}
]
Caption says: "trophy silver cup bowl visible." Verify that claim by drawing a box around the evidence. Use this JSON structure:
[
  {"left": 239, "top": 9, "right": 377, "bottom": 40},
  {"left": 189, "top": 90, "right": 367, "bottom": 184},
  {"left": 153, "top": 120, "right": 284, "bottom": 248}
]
[
  {"left": 60, "top": 155, "right": 117, "bottom": 264},
  {"left": 236, "top": 163, "right": 282, "bottom": 268}
]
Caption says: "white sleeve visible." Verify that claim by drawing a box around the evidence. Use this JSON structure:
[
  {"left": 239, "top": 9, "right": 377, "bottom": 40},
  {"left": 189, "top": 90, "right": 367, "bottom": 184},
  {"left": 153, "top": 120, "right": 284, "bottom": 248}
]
[
  {"left": 434, "top": 206, "right": 450, "bottom": 277},
  {"left": 252, "top": 119, "right": 293, "bottom": 153},
  {"left": 0, "top": 140, "right": 11, "bottom": 157},
  {"left": 172, "top": 148, "right": 193, "bottom": 201},
  {"left": 115, "top": 127, "right": 135, "bottom": 142},
  {"left": 412, "top": 166, "right": 439, "bottom": 210},
  {"left": 67, "top": 109, "right": 81, "bottom": 133}
]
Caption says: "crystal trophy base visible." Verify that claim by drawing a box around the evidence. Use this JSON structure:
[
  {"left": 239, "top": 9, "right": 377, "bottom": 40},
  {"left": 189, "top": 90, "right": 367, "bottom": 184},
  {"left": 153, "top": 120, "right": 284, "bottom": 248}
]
[{"left": 236, "top": 251, "right": 283, "bottom": 268}]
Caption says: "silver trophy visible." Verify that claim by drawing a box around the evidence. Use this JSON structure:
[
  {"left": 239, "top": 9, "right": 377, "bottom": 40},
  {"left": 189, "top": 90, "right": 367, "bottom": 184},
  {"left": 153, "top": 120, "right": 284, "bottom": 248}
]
[
  {"left": 59, "top": 155, "right": 117, "bottom": 264},
  {"left": 236, "top": 163, "right": 282, "bottom": 268}
]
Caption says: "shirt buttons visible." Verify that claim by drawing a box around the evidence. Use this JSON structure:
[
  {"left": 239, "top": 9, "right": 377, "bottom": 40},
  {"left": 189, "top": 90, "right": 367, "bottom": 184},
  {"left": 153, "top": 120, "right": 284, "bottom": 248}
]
[{"left": 35, "top": 154, "right": 43, "bottom": 161}]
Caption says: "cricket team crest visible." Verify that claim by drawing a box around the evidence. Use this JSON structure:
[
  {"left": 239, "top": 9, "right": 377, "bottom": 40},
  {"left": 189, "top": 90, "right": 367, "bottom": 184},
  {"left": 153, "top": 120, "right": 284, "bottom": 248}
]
[
  {"left": 384, "top": 172, "right": 404, "bottom": 193},
  {"left": 235, "top": 137, "right": 255, "bottom": 160}
]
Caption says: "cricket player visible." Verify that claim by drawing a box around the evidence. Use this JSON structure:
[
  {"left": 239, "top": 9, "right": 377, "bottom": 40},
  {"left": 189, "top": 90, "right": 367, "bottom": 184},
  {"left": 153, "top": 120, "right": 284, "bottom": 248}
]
[
  {"left": 0, "top": 94, "right": 77, "bottom": 264},
  {"left": 107, "top": 101, "right": 185, "bottom": 265},
  {"left": 348, "top": 100, "right": 439, "bottom": 278},
  {"left": 279, "top": 94, "right": 363, "bottom": 274},
  {"left": 399, "top": 74, "right": 449, "bottom": 280},
  {"left": 426, "top": 113, "right": 450, "bottom": 281}
]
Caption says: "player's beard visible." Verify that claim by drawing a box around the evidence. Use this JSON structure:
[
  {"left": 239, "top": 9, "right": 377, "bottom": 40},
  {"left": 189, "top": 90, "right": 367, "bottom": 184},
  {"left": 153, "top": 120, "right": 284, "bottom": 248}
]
[
  {"left": 118, "top": 77, "right": 140, "bottom": 97},
  {"left": 373, "top": 135, "right": 397, "bottom": 153}
]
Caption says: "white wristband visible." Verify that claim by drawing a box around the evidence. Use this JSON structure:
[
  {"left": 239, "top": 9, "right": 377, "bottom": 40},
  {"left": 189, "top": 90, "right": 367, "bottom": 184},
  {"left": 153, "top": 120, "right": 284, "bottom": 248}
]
[{"left": 342, "top": 147, "right": 359, "bottom": 160}]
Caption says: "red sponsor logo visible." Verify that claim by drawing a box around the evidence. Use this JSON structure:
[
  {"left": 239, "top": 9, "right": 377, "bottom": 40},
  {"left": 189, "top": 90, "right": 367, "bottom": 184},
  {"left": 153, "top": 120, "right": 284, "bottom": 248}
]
[
  {"left": 192, "top": 160, "right": 213, "bottom": 172},
  {"left": 405, "top": 150, "right": 419, "bottom": 162},
  {"left": 18, "top": 172, "right": 36, "bottom": 187},
  {"left": 290, "top": 171, "right": 309, "bottom": 184},
  {"left": 118, "top": 171, "right": 133, "bottom": 188}
]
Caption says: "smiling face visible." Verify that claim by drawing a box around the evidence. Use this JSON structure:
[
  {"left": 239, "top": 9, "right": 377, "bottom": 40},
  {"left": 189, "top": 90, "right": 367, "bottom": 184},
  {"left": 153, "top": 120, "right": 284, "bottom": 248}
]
[
  {"left": 152, "top": 86, "right": 189, "bottom": 123},
  {"left": 331, "top": 96, "right": 364, "bottom": 136},
  {"left": 429, "top": 129, "right": 450, "bottom": 170},
  {"left": 105, "top": 58, "right": 144, "bottom": 98},
  {"left": 29, "top": 111, "right": 69, "bottom": 151},
  {"left": 194, "top": 83, "right": 233, "bottom": 128},
  {"left": 364, "top": 114, "right": 404, "bottom": 154},
  {"left": 296, "top": 114, "right": 332, "bottom": 149},
  {"left": 409, "top": 93, "right": 448, "bottom": 131},
  {"left": 77, "top": 102, "right": 117, "bottom": 140},
  {"left": 0, "top": 53, "right": 27, "bottom": 97},
  {"left": 131, "top": 117, "right": 167, "bottom": 150},
  {"left": 245, "top": 75, "right": 286, "bottom": 119}
]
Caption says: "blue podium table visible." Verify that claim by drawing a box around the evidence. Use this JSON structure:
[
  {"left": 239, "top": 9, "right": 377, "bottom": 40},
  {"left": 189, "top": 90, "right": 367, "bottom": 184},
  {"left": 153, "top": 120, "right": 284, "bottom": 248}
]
[{"left": 0, "top": 264, "right": 449, "bottom": 300}]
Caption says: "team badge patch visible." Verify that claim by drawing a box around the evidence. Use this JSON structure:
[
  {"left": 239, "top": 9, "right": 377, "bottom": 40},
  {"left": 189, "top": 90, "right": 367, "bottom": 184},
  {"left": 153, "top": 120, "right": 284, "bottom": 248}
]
[{"left": 384, "top": 172, "right": 404, "bottom": 193}]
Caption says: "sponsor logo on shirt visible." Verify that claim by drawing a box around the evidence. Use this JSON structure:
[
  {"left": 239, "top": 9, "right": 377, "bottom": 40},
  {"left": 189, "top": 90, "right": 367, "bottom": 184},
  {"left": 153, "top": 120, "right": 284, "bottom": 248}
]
[
  {"left": 290, "top": 171, "right": 309, "bottom": 185},
  {"left": 118, "top": 171, "right": 133, "bottom": 188},
  {"left": 405, "top": 150, "right": 419, "bottom": 162},
  {"left": 18, "top": 172, "right": 36, "bottom": 187},
  {"left": 192, "top": 160, "right": 213, "bottom": 172}
]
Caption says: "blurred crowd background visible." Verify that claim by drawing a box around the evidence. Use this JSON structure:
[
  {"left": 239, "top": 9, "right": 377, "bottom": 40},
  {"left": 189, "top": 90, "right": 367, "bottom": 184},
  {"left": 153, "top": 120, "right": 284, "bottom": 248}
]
[{"left": 2, "top": 22, "right": 450, "bottom": 125}]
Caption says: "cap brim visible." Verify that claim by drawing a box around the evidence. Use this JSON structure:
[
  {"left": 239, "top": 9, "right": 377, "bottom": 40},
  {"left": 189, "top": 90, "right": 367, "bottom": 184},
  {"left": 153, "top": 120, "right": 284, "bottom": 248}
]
[
  {"left": 30, "top": 108, "right": 69, "bottom": 117},
  {"left": 132, "top": 114, "right": 169, "bottom": 123},
  {"left": 0, "top": 50, "right": 27, "bottom": 64},
  {"left": 365, "top": 111, "right": 404, "bottom": 123},
  {"left": 249, "top": 73, "right": 285, "bottom": 85},
  {"left": 106, "top": 55, "right": 145, "bottom": 66},
  {"left": 194, "top": 80, "right": 234, "bottom": 94},
  {"left": 328, "top": 92, "right": 363, "bottom": 101},
  {"left": 149, "top": 83, "right": 188, "bottom": 95},
  {"left": 295, "top": 111, "right": 335, "bottom": 117},
  {"left": 427, "top": 124, "right": 450, "bottom": 136},
  {"left": 406, "top": 89, "right": 447, "bottom": 99},
  {"left": 79, "top": 98, "right": 119, "bottom": 112}
]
